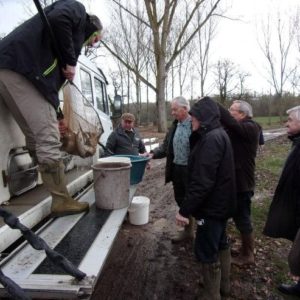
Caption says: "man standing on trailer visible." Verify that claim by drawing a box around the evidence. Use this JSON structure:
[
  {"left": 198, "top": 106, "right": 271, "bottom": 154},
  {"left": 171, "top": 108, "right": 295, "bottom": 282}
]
[{"left": 0, "top": 0, "right": 102, "bottom": 217}]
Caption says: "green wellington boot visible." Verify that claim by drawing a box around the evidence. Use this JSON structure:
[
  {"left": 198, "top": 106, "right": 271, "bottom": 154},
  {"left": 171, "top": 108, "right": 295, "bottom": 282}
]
[
  {"left": 232, "top": 233, "right": 255, "bottom": 266},
  {"left": 200, "top": 262, "right": 221, "bottom": 300},
  {"left": 220, "top": 248, "right": 231, "bottom": 298},
  {"left": 40, "top": 161, "right": 89, "bottom": 217}
]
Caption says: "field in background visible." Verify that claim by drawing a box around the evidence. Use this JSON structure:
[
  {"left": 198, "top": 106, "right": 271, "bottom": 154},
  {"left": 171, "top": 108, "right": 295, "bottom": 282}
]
[{"left": 254, "top": 116, "right": 284, "bottom": 129}]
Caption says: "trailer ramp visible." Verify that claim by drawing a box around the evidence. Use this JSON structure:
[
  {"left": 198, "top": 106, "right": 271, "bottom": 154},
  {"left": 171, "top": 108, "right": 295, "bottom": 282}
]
[{"left": 0, "top": 181, "right": 136, "bottom": 299}]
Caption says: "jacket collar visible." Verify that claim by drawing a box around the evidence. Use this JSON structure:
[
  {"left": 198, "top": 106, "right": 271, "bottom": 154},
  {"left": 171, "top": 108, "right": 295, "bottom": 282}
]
[{"left": 288, "top": 133, "right": 300, "bottom": 146}]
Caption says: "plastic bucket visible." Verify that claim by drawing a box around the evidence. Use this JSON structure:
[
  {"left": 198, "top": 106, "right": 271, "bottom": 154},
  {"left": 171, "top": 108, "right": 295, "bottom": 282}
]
[
  {"left": 92, "top": 162, "right": 131, "bottom": 209},
  {"left": 114, "top": 155, "right": 150, "bottom": 185},
  {"left": 128, "top": 196, "right": 150, "bottom": 225}
]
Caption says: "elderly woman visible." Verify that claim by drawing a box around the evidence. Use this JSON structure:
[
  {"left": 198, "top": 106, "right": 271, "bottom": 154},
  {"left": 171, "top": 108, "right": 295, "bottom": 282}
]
[{"left": 264, "top": 105, "right": 300, "bottom": 297}]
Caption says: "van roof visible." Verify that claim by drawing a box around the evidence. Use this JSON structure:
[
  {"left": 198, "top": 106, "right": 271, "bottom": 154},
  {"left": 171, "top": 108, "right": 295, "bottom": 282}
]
[{"left": 78, "top": 55, "right": 108, "bottom": 84}]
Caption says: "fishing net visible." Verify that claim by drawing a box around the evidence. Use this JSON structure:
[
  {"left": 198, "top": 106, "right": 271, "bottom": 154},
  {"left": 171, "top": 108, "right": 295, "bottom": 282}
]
[{"left": 60, "top": 82, "right": 103, "bottom": 158}]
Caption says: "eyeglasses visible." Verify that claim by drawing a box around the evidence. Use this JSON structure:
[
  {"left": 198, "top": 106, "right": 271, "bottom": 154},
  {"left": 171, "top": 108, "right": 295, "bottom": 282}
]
[{"left": 228, "top": 108, "right": 240, "bottom": 112}]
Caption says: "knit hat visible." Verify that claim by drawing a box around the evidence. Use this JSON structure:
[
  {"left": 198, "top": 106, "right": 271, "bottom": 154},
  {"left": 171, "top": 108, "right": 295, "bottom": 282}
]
[{"left": 121, "top": 113, "right": 135, "bottom": 122}]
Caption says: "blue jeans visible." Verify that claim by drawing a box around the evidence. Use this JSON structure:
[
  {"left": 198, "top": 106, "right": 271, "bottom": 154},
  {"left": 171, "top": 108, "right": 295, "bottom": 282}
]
[
  {"left": 233, "top": 191, "right": 254, "bottom": 234},
  {"left": 194, "top": 218, "right": 229, "bottom": 263}
]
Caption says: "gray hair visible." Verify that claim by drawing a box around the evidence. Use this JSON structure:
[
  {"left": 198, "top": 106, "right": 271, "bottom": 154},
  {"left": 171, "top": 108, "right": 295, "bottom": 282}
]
[
  {"left": 287, "top": 105, "right": 300, "bottom": 120},
  {"left": 172, "top": 96, "right": 190, "bottom": 111},
  {"left": 234, "top": 100, "right": 253, "bottom": 118}
]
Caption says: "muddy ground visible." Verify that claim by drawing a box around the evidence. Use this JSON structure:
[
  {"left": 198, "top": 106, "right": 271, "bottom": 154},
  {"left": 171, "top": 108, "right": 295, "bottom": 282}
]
[{"left": 91, "top": 129, "right": 292, "bottom": 300}]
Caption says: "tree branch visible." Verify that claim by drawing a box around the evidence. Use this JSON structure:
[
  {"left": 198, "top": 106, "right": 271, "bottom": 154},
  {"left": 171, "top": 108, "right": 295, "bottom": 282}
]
[
  {"left": 101, "top": 41, "right": 157, "bottom": 92},
  {"left": 166, "top": 0, "right": 221, "bottom": 70},
  {"left": 111, "top": 0, "right": 151, "bottom": 28}
]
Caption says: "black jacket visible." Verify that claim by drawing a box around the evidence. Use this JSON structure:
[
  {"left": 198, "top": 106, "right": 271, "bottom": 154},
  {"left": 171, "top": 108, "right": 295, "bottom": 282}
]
[
  {"left": 218, "top": 104, "right": 261, "bottom": 192},
  {"left": 0, "top": 0, "right": 98, "bottom": 109},
  {"left": 179, "top": 97, "right": 236, "bottom": 220},
  {"left": 151, "top": 120, "right": 178, "bottom": 184},
  {"left": 105, "top": 125, "right": 146, "bottom": 156},
  {"left": 263, "top": 135, "right": 300, "bottom": 241}
]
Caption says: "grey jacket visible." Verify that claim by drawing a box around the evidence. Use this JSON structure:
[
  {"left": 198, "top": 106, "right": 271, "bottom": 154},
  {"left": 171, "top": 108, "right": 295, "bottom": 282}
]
[{"left": 105, "top": 125, "right": 146, "bottom": 156}]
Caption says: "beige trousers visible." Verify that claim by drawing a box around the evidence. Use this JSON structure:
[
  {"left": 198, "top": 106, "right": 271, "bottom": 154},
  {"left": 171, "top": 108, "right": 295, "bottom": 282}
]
[{"left": 0, "top": 69, "right": 61, "bottom": 164}]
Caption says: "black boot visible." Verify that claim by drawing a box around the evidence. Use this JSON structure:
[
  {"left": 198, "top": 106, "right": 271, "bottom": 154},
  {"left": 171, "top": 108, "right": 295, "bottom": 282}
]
[{"left": 278, "top": 281, "right": 300, "bottom": 297}]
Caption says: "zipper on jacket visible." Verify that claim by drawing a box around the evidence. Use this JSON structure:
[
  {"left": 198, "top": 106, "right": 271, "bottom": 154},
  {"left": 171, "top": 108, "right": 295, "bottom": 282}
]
[{"left": 42, "top": 58, "right": 58, "bottom": 77}]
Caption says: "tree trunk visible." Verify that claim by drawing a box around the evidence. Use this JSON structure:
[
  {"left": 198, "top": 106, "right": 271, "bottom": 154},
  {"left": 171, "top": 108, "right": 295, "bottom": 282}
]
[
  {"left": 127, "top": 69, "right": 130, "bottom": 111},
  {"left": 146, "top": 63, "right": 150, "bottom": 125},
  {"left": 135, "top": 75, "right": 141, "bottom": 125},
  {"left": 156, "top": 59, "right": 167, "bottom": 132}
]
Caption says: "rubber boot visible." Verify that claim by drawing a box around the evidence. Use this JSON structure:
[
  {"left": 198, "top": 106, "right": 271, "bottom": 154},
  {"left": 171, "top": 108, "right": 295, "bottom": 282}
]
[
  {"left": 219, "top": 248, "right": 231, "bottom": 298},
  {"left": 231, "top": 233, "right": 255, "bottom": 266},
  {"left": 278, "top": 280, "right": 300, "bottom": 297},
  {"left": 40, "top": 161, "right": 89, "bottom": 217},
  {"left": 171, "top": 216, "right": 195, "bottom": 244},
  {"left": 200, "top": 262, "right": 221, "bottom": 300}
]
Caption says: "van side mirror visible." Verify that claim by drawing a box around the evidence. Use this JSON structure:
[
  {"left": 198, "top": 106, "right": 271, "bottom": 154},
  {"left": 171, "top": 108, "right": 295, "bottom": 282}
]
[{"left": 112, "top": 95, "right": 122, "bottom": 118}]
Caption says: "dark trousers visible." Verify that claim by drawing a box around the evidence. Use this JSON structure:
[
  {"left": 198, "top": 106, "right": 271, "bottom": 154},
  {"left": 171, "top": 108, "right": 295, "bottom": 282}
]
[
  {"left": 194, "top": 218, "right": 229, "bottom": 263},
  {"left": 171, "top": 164, "right": 188, "bottom": 207},
  {"left": 233, "top": 191, "right": 254, "bottom": 234}
]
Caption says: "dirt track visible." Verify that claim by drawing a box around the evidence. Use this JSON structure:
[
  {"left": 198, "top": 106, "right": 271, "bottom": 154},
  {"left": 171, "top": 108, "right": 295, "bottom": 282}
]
[{"left": 91, "top": 158, "right": 204, "bottom": 300}]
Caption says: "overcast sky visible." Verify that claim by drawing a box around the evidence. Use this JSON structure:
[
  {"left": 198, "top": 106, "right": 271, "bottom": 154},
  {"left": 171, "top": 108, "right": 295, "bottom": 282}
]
[{"left": 1, "top": 0, "right": 299, "bottom": 97}]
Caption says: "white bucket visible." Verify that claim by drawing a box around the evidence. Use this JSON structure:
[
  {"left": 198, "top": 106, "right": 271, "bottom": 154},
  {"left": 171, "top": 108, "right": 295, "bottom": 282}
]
[{"left": 128, "top": 196, "right": 150, "bottom": 225}]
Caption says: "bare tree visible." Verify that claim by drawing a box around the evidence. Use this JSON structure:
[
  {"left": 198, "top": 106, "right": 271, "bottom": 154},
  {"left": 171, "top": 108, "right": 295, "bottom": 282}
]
[
  {"left": 237, "top": 70, "right": 251, "bottom": 99},
  {"left": 103, "top": 0, "right": 151, "bottom": 124},
  {"left": 104, "top": 0, "right": 222, "bottom": 132},
  {"left": 289, "top": 68, "right": 300, "bottom": 96},
  {"left": 258, "top": 14, "right": 297, "bottom": 119},
  {"left": 214, "top": 59, "right": 237, "bottom": 104},
  {"left": 292, "top": 9, "right": 300, "bottom": 95},
  {"left": 194, "top": 13, "right": 217, "bottom": 97}
]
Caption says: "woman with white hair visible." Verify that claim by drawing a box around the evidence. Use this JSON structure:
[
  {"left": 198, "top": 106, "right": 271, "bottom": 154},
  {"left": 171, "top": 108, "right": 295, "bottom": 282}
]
[{"left": 264, "top": 105, "right": 300, "bottom": 297}]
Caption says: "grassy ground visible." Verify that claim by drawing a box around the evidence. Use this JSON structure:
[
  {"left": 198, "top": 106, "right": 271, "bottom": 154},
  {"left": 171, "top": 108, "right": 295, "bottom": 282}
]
[
  {"left": 254, "top": 116, "right": 284, "bottom": 130},
  {"left": 228, "top": 135, "right": 297, "bottom": 299}
]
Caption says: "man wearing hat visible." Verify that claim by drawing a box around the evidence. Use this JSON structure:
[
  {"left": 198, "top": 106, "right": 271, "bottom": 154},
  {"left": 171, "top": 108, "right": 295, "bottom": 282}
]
[{"left": 105, "top": 113, "right": 146, "bottom": 156}]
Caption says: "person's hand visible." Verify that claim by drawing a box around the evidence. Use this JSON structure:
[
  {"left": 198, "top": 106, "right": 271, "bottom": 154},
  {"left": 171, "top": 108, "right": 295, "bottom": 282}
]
[
  {"left": 58, "top": 119, "right": 68, "bottom": 136},
  {"left": 139, "top": 152, "right": 154, "bottom": 159},
  {"left": 139, "top": 152, "right": 150, "bottom": 157},
  {"left": 176, "top": 212, "right": 189, "bottom": 227},
  {"left": 62, "top": 65, "right": 76, "bottom": 81}
]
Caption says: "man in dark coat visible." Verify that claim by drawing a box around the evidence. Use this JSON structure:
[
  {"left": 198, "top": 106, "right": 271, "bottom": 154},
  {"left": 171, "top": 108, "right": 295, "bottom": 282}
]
[
  {"left": 150, "top": 96, "right": 194, "bottom": 243},
  {"left": 218, "top": 100, "right": 261, "bottom": 266},
  {"left": 105, "top": 113, "right": 146, "bottom": 156},
  {"left": 0, "top": 0, "right": 102, "bottom": 217},
  {"left": 176, "top": 97, "right": 236, "bottom": 299},
  {"left": 264, "top": 105, "right": 300, "bottom": 297}
]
